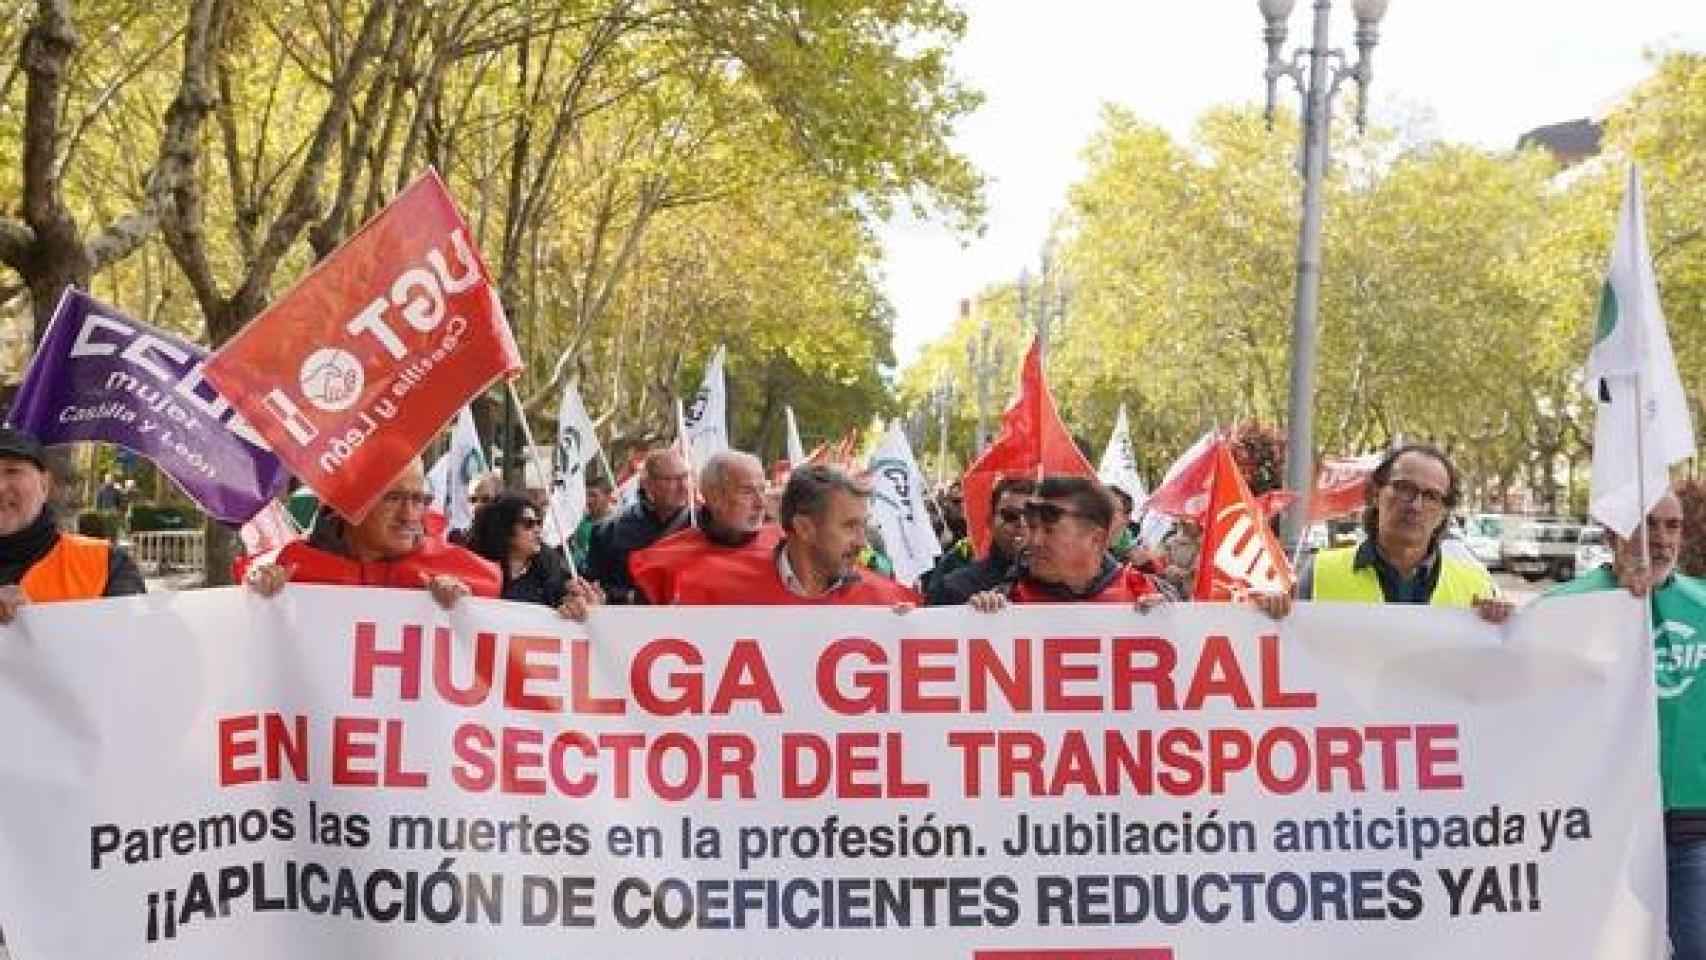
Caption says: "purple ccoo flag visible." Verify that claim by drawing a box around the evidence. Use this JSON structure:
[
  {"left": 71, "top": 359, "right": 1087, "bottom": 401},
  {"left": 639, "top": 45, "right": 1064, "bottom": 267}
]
[{"left": 6, "top": 288, "right": 290, "bottom": 524}]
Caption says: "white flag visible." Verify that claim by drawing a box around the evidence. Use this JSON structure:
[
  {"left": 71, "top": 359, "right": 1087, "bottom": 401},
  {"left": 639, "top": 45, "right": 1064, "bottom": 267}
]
[
  {"left": 1098, "top": 404, "right": 1147, "bottom": 507},
  {"left": 866, "top": 421, "right": 943, "bottom": 586},
  {"left": 683, "top": 345, "right": 729, "bottom": 472},
  {"left": 784, "top": 405, "right": 806, "bottom": 466},
  {"left": 1588, "top": 166, "right": 1697, "bottom": 538},
  {"left": 542, "top": 381, "right": 601, "bottom": 548},
  {"left": 427, "top": 407, "right": 487, "bottom": 533}
]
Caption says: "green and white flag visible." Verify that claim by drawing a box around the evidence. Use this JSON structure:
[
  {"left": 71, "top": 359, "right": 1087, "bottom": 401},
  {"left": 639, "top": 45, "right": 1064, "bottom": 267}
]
[
  {"left": 1587, "top": 166, "right": 1696, "bottom": 538},
  {"left": 542, "top": 380, "right": 600, "bottom": 549},
  {"left": 426, "top": 406, "right": 487, "bottom": 533},
  {"left": 867, "top": 421, "right": 941, "bottom": 586},
  {"left": 1098, "top": 404, "right": 1147, "bottom": 507},
  {"left": 683, "top": 345, "right": 729, "bottom": 473}
]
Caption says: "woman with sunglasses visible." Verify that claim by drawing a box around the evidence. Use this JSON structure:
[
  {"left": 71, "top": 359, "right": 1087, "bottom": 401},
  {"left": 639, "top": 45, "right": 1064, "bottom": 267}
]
[{"left": 466, "top": 492, "right": 571, "bottom": 608}]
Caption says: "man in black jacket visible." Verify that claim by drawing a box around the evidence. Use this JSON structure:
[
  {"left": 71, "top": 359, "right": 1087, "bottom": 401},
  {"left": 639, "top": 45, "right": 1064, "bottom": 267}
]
[
  {"left": 586, "top": 447, "right": 691, "bottom": 603},
  {"left": 926, "top": 475, "right": 1032, "bottom": 606}
]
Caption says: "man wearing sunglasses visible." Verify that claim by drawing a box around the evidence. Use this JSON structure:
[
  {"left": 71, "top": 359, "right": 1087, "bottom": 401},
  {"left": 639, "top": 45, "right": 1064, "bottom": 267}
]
[
  {"left": 628, "top": 451, "right": 781, "bottom": 604},
  {"left": 247, "top": 458, "right": 501, "bottom": 608},
  {"left": 1254, "top": 444, "right": 1509, "bottom": 622},
  {"left": 926, "top": 475, "right": 1032, "bottom": 605},
  {"left": 969, "top": 476, "right": 1171, "bottom": 610}
]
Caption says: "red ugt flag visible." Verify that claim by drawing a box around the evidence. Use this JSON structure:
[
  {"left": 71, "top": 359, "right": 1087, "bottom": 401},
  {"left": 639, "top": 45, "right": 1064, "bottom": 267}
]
[
  {"left": 204, "top": 171, "right": 521, "bottom": 521},
  {"left": 1310, "top": 453, "right": 1381, "bottom": 521},
  {"left": 962, "top": 337, "right": 1095, "bottom": 555},
  {"left": 1192, "top": 440, "right": 1296, "bottom": 600}
]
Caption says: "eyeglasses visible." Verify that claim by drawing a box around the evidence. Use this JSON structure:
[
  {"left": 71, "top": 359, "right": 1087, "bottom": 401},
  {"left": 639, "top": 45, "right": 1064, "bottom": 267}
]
[
  {"left": 1021, "top": 501, "right": 1090, "bottom": 528},
  {"left": 380, "top": 490, "right": 434, "bottom": 509},
  {"left": 516, "top": 515, "right": 541, "bottom": 530},
  {"left": 1385, "top": 478, "right": 1447, "bottom": 508},
  {"left": 996, "top": 507, "right": 1024, "bottom": 525}
]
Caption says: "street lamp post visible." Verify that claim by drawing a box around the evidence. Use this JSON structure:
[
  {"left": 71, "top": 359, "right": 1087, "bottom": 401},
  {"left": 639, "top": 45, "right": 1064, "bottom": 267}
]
[
  {"left": 1017, "top": 242, "right": 1070, "bottom": 357},
  {"left": 933, "top": 370, "right": 956, "bottom": 489},
  {"left": 1259, "top": 0, "right": 1387, "bottom": 545}
]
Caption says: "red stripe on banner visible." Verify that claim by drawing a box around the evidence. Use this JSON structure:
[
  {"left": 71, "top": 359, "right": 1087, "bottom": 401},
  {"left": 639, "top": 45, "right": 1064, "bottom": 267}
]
[{"left": 973, "top": 950, "right": 1174, "bottom": 960}]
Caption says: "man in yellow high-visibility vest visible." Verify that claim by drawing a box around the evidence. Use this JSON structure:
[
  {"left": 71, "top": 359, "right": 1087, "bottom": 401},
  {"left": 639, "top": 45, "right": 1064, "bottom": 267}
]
[{"left": 1255, "top": 444, "right": 1510, "bottom": 623}]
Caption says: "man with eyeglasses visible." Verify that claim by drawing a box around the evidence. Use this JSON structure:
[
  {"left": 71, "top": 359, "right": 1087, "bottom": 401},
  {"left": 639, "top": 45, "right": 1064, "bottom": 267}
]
[
  {"left": 1539, "top": 490, "right": 1706, "bottom": 958},
  {"left": 628, "top": 451, "right": 781, "bottom": 604},
  {"left": 587, "top": 448, "right": 692, "bottom": 603},
  {"left": 926, "top": 475, "right": 1032, "bottom": 605},
  {"left": 969, "top": 475, "right": 1171, "bottom": 610},
  {"left": 247, "top": 458, "right": 501, "bottom": 608},
  {"left": 1255, "top": 444, "right": 1509, "bottom": 621}
]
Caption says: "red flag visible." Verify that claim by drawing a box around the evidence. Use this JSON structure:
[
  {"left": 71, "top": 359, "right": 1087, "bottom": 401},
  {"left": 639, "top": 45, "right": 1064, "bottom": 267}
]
[
  {"left": 1310, "top": 453, "right": 1381, "bottom": 521},
  {"left": 1193, "top": 441, "right": 1296, "bottom": 600},
  {"left": 1254, "top": 489, "right": 1298, "bottom": 519},
  {"left": 1142, "top": 430, "right": 1222, "bottom": 520},
  {"left": 204, "top": 170, "right": 521, "bottom": 521},
  {"left": 963, "top": 337, "right": 1095, "bottom": 554}
]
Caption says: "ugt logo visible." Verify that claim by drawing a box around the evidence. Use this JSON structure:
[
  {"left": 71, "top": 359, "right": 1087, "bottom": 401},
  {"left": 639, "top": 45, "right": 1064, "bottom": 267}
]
[
  {"left": 298, "top": 348, "right": 365, "bottom": 413},
  {"left": 1209, "top": 500, "right": 1287, "bottom": 596}
]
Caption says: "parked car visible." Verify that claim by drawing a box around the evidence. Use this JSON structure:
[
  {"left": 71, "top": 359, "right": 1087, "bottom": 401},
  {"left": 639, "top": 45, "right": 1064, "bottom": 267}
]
[
  {"left": 1574, "top": 525, "right": 1613, "bottom": 578},
  {"left": 1500, "top": 518, "right": 1588, "bottom": 582},
  {"left": 1463, "top": 513, "right": 1508, "bottom": 572}
]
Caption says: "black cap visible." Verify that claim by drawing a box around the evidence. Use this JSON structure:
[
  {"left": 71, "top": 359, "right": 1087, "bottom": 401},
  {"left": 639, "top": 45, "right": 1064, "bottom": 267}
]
[{"left": 0, "top": 427, "right": 46, "bottom": 467}]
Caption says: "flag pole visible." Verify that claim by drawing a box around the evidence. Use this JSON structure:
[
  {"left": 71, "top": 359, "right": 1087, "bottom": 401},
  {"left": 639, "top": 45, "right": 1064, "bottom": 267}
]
[
  {"left": 675, "top": 397, "right": 699, "bottom": 530},
  {"left": 505, "top": 380, "right": 579, "bottom": 580}
]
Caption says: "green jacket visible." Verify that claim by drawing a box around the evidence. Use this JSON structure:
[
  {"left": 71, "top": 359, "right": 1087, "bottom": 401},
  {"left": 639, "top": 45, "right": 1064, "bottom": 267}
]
[{"left": 1547, "top": 566, "right": 1706, "bottom": 813}]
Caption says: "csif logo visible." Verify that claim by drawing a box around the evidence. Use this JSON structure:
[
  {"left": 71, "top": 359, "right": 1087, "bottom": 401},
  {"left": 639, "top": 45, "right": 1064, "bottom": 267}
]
[{"left": 1655, "top": 619, "right": 1706, "bottom": 699}]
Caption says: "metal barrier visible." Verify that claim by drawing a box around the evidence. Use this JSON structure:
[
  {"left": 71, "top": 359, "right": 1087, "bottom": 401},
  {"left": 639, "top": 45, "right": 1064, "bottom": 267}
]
[{"left": 128, "top": 530, "right": 206, "bottom": 578}]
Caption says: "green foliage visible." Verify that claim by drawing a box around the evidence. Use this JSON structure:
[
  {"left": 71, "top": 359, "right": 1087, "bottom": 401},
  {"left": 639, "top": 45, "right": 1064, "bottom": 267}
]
[
  {"left": 76, "top": 510, "right": 122, "bottom": 540},
  {"left": 902, "top": 52, "right": 1706, "bottom": 504}
]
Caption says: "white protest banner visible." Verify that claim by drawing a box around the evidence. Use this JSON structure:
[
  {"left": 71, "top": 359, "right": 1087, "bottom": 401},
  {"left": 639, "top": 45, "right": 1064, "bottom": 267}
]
[{"left": 0, "top": 590, "right": 1664, "bottom": 959}]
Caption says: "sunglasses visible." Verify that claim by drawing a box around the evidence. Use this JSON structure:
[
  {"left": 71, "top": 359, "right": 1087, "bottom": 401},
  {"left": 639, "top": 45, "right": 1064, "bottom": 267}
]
[
  {"left": 516, "top": 515, "right": 541, "bottom": 530},
  {"left": 379, "top": 490, "right": 434, "bottom": 508},
  {"left": 1022, "top": 501, "right": 1088, "bottom": 527}
]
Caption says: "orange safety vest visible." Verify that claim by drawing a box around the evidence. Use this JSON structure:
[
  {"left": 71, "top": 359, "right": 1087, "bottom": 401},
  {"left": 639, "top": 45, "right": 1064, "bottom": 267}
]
[{"left": 18, "top": 534, "right": 112, "bottom": 602}]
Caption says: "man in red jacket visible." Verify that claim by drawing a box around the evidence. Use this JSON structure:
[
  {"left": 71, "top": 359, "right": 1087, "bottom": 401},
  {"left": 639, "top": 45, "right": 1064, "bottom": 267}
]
[
  {"left": 246, "top": 458, "right": 504, "bottom": 608},
  {"left": 628, "top": 450, "right": 781, "bottom": 604},
  {"left": 670, "top": 465, "right": 917, "bottom": 606},
  {"left": 970, "top": 475, "right": 1170, "bottom": 610}
]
